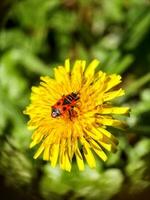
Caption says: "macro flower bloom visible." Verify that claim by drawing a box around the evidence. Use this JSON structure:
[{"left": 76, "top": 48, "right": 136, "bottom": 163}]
[{"left": 24, "top": 59, "right": 129, "bottom": 171}]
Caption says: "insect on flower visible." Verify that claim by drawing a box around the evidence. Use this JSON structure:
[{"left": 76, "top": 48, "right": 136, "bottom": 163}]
[
  {"left": 51, "top": 92, "right": 80, "bottom": 119},
  {"left": 24, "top": 59, "right": 130, "bottom": 172}
]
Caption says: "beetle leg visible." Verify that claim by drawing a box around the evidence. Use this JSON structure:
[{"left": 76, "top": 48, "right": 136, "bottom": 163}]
[
  {"left": 68, "top": 108, "right": 78, "bottom": 120},
  {"left": 68, "top": 110, "right": 72, "bottom": 121}
]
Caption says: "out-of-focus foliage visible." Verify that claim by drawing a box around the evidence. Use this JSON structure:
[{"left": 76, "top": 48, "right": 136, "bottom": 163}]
[{"left": 0, "top": 0, "right": 150, "bottom": 200}]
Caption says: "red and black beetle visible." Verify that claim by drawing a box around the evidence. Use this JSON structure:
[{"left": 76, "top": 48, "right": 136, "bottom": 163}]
[{"left": 51, "top": 92, "right": 79, "bottom": 119}]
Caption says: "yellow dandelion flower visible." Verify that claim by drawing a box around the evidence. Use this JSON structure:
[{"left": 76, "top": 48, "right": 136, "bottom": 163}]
[{"left": 24, "top": 59, "right": 129, "bottom": 172}]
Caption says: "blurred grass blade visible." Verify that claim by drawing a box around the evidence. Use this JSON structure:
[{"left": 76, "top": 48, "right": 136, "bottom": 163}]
[
  {"left": 110, "top": 55, "right": 134, "bottom": 74},
  {"left": 1, "top": 49, "right": 53, "bottom": 76},
  {"left": 125, "top": 73, "right": 150, "bottom": 98},
  {"left": 125, "top": 11, "right": 150, "bottom": 50}
]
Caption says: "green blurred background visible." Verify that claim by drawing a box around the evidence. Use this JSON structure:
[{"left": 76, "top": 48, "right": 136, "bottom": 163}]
[{"left": 0, "top": 0, "right": 150, "bottom": 200}]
